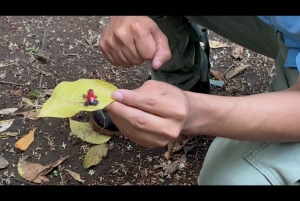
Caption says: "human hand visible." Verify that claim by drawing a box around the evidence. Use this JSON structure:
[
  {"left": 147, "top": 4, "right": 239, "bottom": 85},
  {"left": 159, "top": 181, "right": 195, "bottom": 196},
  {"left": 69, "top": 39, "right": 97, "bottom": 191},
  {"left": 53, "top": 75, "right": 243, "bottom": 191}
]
[
  {"left": 99, "top": 16, "right": 171, "bottom": 69},
  {"left": 105, "top": 80, "right": 190, "bottom": 149}
]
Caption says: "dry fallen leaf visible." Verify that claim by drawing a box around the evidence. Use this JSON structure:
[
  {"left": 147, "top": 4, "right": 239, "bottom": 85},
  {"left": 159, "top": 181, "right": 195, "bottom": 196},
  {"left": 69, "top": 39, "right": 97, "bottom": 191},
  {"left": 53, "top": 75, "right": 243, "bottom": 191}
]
[
  {"left": 14, "top": 128, "right": 36, "bottom": 151},
  {"left": 17, "top": 155, "right": 69, "bottom": 183},
  {"left": 22, "top": 97, "right": 34, "bottom": 107},
  {"left": 83, "top": 144, "right": 109, "bottom": 169},
  {"left": 164, "top": 155, "right": 186, "bottom": 176},
  {"left": 164, "top": 135, "right": 193, "bottom": 160},
  {"left": 0, "top": 108, "right": 18, "bottom": 115},
  {"left": 0, "top": 63, "right": 11, "bottom": 69},
  {"left": 0, "top": 119, "right": 14, "bottom": 133},
  {"left": 232, "top": 46, "right": 244, "bottom": 59},
  {"left": 69, "top": 119, "right": 111, "bottom": 144},
  {"left": 0, "top": 132, "right": 18, "bottom": 139},
  {"left": 65, "top": 169, "right": 85, "bottom": 184},
  {"left": 14, "top": 109, "right": 41, "bottom": 121},
  {"left": 210, "top": 70, "right": 226, "bottom": 83},
  {"left": 0, "top": 155, "right": 9, "bottom": 169},
  {"left": 200, "top": 40, "right": 230, "bottom": 49},
  {"left": 225, "top": 65, "right": 251, "bottom": 80}
]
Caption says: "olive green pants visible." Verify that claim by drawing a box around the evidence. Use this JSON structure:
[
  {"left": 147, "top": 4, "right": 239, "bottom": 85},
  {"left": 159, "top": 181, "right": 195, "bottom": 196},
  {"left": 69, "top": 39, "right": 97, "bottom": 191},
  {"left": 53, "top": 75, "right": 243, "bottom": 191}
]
[{"left": 151, "top": 16, "right": 300, "bottom": 185}]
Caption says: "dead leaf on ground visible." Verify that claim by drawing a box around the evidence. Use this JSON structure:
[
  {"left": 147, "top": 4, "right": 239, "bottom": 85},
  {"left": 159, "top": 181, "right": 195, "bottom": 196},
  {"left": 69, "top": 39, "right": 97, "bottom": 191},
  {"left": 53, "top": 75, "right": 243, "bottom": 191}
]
[
  {"left": 83, "top": 144, "right": 109, "bottom": 169},
  {"left": 14, "top": 128, "right": 36, "bottom": 151},
  {"left": 69, "top": 119, "right": 111, "bottom": 144},
  {"left": 225, "top": 65, "right": 251, "bottom": 80},
  {"left": 232, "top": 46, "right": 244, "bottom": 59},
  {"left": 0, "top": 108, "right": 18, "bottom": 115},
  {"left": 0, "top": 132, "right": 18, "bottom": 139},
  {"left": 0, "top": 155, "right": 9, "bottom": 169},
  {"left": 65, "top": 169, "right": 85, "bottom": 184},
  {"left": 200, "top": 40, "right": 230, "bottom": 49},
  {"left": 17, "top": 155, "right": 69, "bottom": 184},
  {"left": 0, "top": 119, "right": 14, "bottom": 133},
  {"left": 153, "top": 162, "right": 167, "bottom": 170},
  {"left": 0, "top": 63, "right": 11, "bottom": 69},
  {"left": 164, "top": 155, "right": 186, "bottom": 176},
  {"left": 210, "top": 70, "right": 226, "bottom": 83},
  {"left": 14, "top": 109, "right": 41, "bottom": 121},
  {"left": 164, "top": 135, "right": 193, "bottom": 160},
  {"left": 121, "top": 182, "right": 132, "bottom": 186},
  {"left": 22, "top": 97, "right": 34, "bottom": 107}
]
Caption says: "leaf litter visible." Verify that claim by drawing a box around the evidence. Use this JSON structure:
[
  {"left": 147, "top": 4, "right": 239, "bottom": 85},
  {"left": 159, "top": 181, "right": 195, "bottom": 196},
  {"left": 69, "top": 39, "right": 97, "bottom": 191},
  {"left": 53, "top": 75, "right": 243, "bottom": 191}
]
[
  {"left": 65, "top": 169, "right": 85, "bottom": 184},
  {"left": 83, "top": 144, "right": 109, "bottom": 169},
  {"left": 225, "top": 65, "right": 251, "bottom": 80},
  {"left": 17, "top": 155, "right": 69, "bottom": 184},
  {"left": 0, "top": 155, "right": 9, "bottom": 169},
  {"left": 14, "top": 128, "right": 36, "bottom": 151},
  {"left": 0, "top": 108, "right": 18, "bottom": 115},
  {"left": 0, "top": 119, "right": 14, "bottom": 133},
  {"left": 69, "top": 119, "right": 111, "bottom": 144}
]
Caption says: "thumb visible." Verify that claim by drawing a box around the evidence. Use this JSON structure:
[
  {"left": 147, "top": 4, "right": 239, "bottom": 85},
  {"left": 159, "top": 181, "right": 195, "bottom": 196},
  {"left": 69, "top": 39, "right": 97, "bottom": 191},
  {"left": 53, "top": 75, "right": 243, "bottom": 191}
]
[{"left": 151, "top": 29, "right": 171, "bottom": 70}]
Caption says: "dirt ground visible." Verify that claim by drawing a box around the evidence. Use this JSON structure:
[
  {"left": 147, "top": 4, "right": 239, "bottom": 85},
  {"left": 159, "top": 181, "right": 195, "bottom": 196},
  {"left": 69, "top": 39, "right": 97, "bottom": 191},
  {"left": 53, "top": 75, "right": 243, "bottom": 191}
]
[{"left": 0, "top": 16, "right": 275, "bottom": 185}]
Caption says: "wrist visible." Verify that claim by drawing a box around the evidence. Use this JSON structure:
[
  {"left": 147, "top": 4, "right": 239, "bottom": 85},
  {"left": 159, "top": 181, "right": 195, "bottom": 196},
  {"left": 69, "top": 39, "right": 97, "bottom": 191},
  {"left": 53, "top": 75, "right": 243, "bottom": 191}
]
[{"left": 181, "top": 91, "right": 219, "bottom": 135}]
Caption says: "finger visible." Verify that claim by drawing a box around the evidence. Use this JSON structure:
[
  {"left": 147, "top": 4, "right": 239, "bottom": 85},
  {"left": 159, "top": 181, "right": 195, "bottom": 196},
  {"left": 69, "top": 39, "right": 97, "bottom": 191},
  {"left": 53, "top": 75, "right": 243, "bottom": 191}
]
[
  {"left": 107, "top": 101, "right": 174, "bottom": 147},
  {"left": 134, "top": 31, "right": 157, "bottom": 62},
  {"left": 111, "top": 89, "right": 181, "bottom": 117},
  {"left": 99, "top": 39, "right": 121, "bottom": 66},
  {"left": 114, "top": 30, "right": 146, "bottom": 66},
  {"left": 151, "top": 29, "right": 172, "bottom": 70}
]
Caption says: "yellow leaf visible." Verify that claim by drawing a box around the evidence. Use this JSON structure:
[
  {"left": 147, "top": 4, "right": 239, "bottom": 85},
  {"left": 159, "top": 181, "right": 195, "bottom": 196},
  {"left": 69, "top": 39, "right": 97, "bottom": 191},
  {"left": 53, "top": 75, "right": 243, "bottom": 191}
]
[
  {"left": 38, "top": 79, "right": 118, "bottom": 118},
  {"left": 22, "top": 97, "right": 34, "bottom": 107},
  {"left": 15, "top": 128, "right": 36, "bottom": 151},
  {"left": 65, "top": 169, "right": 85, "bottom": 184},
  {"left": 69, "top": 119, "right": 111, "bottom": 144},
  {"left": 83, "top": 144, "right": 109, "bottom": 169},
  {"left": 0, "top": 119, "right": 14, "bottom": 132}
]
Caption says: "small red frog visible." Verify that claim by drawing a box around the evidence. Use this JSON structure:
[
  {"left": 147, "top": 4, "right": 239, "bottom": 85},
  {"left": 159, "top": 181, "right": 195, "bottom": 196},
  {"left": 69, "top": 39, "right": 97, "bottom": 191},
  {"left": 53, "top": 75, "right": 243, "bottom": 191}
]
[{"left": 83, "top": 89, "right": 99, "bottom": 106}]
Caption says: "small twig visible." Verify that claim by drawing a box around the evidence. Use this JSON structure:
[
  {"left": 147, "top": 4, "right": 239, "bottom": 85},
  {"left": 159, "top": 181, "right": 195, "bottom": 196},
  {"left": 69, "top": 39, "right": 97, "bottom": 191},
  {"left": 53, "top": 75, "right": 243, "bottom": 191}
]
[
  {"left": 14, "top": 178, "right": 33, "bottom": 185},
  {"left": 38, "top": 73, "right": 43, "bottom": 89},
  {"left": 0, "top": 81, "right": 25, "bottom": 86},
  {"left": 222, "top": 65, "right": 234, "bottom": 76},
  {"left": 194, "top": 140, "right": 200, "bottom": 162},
  {"left": 84, "top": 38, "right": 92, "bottom": 46},
  {"left": 64, "top": 54, "right": 80, "bottom": 59}
]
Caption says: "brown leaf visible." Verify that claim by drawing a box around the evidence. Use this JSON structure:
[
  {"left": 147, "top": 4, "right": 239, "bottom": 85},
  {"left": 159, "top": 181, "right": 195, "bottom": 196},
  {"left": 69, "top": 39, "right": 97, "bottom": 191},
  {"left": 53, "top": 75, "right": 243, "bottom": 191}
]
[
  {"left": 232, "top": 46, "right": 244, "bottom": 59},
  {"left": 14, "top": 109, "right": 41, "bottom": 121},
  {"left": 65, "top": 169, "right": 85, "bottom": 184},
  {"left": 14, "top": 128, "right": 36, "bottom": 151},
  {"left": 210, "top": 70, "right": 226, "bottom": 83},
  {"left": 0, "top": 155, "right": 9, "bottom": 169},
  {"left": 164, "top": 161, "right": 179, "bottom": 176},
  {"left": 17, "top": 155, "right": 69, "bottom": 183},
  {"left": 225, "top": 65, "right": 251, "bottom": 80},
  {"left": 164, "top": 135, "right": 193, "bottom": 159},
  {"left": 209, "top": 40, "right": 230, "bottom": 48}
]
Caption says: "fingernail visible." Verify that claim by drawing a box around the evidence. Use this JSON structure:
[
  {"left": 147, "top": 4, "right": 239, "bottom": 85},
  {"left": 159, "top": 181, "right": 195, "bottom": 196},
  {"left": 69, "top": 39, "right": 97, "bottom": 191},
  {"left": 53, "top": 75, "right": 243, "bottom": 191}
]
[
  {"left": 155, "top": 61, "right": 162, "bottom": 68},
  {"left": 112, "top": 91, "right": 123, "bottom": 101}
]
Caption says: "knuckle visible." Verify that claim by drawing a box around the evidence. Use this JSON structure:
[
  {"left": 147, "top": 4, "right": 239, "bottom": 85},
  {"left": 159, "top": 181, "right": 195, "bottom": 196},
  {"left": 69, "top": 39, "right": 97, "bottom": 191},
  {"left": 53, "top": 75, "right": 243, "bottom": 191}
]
[
  {"left": 173, "top": 106, "right": 188, "bottom": 120},
  {"left": 162, "top": 127, "right": 180, "bottom": 140},
  {"left": 114, "top": 27, "right": 126, "bottom": 39},
  {"left": 130, "top": 22, "right": 143, "bottom": 36},
  {"left": 142, "top": 97, "right": 156, "bottom": 109},
  {"left": 132, "top": 116, "right": 147, "bottom": 128}
]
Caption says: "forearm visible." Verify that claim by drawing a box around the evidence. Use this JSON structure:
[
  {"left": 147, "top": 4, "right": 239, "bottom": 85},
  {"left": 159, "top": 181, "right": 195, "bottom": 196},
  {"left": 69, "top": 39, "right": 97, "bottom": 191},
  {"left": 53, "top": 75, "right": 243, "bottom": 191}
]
[{"left": 183, "top": 89, "right": 300, "bottom": 142}]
